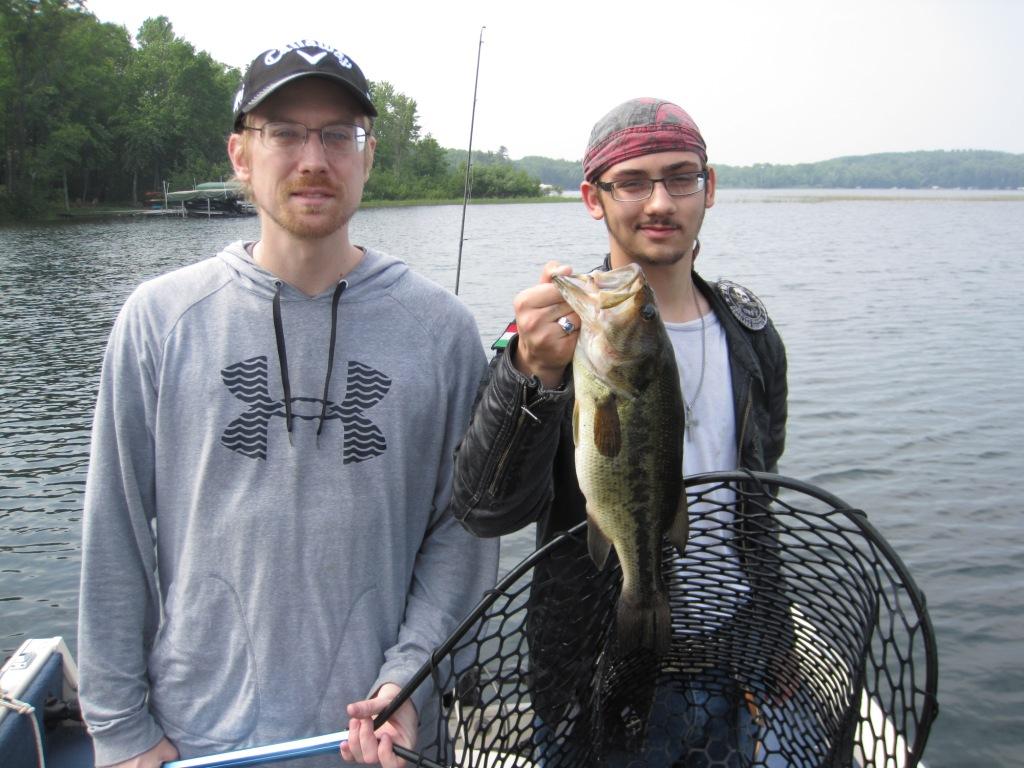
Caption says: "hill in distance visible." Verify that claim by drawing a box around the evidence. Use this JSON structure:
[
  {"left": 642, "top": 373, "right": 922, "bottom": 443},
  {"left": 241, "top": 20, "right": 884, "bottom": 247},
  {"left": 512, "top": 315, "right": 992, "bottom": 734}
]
[{"left": 494, "top": 149, "right": 1024, "bottom": 191}]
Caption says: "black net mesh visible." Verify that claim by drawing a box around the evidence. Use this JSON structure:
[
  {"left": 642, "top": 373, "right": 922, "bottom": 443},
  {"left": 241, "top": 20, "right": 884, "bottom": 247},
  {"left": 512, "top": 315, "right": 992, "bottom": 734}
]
[{"left": 387, "top": 471, "right": 938, "bottom": 768}]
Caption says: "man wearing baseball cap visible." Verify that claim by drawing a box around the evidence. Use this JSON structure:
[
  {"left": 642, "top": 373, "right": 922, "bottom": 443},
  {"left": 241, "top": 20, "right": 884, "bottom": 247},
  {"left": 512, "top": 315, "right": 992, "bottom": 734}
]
[
  {"left": 77, "top": 41, "right": 497, "bottom": 768},
  {"left": 451, "top": 98, "right": 793, "bottom": 765}
]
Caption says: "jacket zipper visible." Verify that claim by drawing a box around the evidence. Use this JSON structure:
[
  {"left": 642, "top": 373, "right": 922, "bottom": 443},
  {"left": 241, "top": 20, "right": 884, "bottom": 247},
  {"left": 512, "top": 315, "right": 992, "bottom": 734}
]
[
  {"left": 487, "top": 380, "right": 540, "bottom": 496},
  {"left": 737, "top": 378, "right": 752, "bottom": 459}
]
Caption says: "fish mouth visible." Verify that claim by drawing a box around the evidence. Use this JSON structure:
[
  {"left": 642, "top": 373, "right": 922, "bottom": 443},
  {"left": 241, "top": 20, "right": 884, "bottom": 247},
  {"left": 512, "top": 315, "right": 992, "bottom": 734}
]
[{"left": 553, "top": 263, "right": 645, "bottom": 319}]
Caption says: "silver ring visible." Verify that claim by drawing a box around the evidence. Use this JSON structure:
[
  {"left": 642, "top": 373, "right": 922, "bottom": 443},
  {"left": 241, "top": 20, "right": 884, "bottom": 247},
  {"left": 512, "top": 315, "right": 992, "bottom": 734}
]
[{"left": 557, "top": 316, "right": 576, "bottom": 335}]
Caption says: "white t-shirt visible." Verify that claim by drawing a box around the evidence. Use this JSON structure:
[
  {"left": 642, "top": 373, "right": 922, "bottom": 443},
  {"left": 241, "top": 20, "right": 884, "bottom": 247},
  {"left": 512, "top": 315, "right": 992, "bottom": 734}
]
[
  {"left": 665, "top": 311, "right": 737, "bottom": 476},
  {"left": 665, "top": 310, "right": 750, "bottom": 631}
]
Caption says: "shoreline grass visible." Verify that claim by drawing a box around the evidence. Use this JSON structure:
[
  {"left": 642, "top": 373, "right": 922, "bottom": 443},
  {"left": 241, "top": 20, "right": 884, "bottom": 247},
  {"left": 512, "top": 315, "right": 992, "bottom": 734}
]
[
  {"left": 3, "top": 195, "right": 574, "bottom": 223},
  {"left": 359, "top": 195, "right": 576, "bottom": 208}
]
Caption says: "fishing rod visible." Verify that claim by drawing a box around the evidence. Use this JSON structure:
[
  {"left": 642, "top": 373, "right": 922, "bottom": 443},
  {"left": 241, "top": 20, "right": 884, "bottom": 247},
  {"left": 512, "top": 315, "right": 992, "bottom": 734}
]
[{"left": 454, "top": 26, "right": 485, "bottom": 296}]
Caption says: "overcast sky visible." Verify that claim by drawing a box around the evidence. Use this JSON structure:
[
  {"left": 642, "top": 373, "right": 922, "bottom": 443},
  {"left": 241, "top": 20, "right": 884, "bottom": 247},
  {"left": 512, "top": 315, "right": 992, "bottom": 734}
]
[{"left": 84, "top": 0, "right": 1023, "bottom": 166}]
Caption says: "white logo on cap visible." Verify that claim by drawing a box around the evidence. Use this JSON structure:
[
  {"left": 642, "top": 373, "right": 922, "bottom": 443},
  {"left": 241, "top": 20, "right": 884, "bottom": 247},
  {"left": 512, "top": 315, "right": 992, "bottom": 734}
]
[
  {"left": 263, "top": 40, "right": 353, "bottom": 69},
  {"left": 296, "top": 50, "right": 328, "bottom": 65}
]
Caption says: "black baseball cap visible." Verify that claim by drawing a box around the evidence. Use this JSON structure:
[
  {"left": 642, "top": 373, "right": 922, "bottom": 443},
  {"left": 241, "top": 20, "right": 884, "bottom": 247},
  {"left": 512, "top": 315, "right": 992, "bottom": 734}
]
[{"left": 232, "top": 40, "right": 377, "bottom": 129}]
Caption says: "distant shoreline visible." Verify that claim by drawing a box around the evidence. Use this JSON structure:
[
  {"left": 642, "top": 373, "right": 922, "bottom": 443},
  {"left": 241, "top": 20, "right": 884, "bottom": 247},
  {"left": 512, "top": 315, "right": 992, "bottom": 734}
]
[
  {"left": 359, "top": 195, "right": 575, "bottom": 209},
  {"left": 6, "top": 187, "right": 1022, "bottom": 225},
  {"left": 714, "top": 188, "right": 1024, "bottom": 203}
]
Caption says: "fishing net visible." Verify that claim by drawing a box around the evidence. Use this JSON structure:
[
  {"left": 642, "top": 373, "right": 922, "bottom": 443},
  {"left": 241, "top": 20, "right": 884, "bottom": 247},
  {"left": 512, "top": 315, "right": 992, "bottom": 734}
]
[{"left": 385, "top": 471, "right": 938, "bottom": 768}]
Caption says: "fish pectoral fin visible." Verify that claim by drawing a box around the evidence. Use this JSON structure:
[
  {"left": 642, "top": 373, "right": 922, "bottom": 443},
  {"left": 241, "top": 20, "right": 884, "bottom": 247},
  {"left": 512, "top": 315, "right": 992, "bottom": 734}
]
[
  {"left": 667, "top": 495, "right": 689, "bottom": 557},
  {"left": 593, "top": 396, "right": 622, "bottom": 457},
  {"left": 572, "top": 399, "right": 580, "bottom": 445},
  {"left": 587, "top": 516, "right": 615, "bottom": 570}
]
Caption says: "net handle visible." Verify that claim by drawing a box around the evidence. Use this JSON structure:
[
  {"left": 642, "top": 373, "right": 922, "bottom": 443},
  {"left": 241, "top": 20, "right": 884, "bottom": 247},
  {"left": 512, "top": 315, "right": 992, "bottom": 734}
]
[{"left": 161, "top": 733, "right": 440, "bottom": 768}]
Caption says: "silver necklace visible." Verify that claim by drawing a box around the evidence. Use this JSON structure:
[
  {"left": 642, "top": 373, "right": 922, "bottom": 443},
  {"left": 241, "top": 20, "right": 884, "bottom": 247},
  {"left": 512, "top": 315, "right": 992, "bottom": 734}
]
[{"left": 683, "top": 279, "right": 706, "bottom": 439}]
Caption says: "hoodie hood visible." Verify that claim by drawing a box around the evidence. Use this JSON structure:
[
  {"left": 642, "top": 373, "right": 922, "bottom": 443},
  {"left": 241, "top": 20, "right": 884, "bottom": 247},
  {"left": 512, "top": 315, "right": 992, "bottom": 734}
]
[{"left": 217, "top": 240, "right": 410, "bottom": 302}]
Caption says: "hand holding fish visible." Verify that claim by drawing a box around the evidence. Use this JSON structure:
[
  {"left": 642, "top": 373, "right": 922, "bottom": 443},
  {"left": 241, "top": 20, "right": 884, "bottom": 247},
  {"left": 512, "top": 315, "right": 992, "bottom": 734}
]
[
  {"left": 342, "top": 682, "right": 417, "bottom": 767},
  {"left": 511, "top": 261, "right": 580, "bottom": 388}
]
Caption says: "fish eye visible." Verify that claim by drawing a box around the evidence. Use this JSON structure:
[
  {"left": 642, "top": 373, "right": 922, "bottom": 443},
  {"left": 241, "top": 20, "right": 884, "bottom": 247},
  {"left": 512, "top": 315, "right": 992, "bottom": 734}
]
[{"left": 640, "top": 303, "right": 657, "bottom": 321}]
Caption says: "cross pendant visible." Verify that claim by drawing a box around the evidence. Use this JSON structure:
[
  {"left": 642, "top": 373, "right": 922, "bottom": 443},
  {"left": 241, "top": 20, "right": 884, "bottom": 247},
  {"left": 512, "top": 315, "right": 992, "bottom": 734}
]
[{"left": 685, "top": 404, "right": 698, "bottom": 438}]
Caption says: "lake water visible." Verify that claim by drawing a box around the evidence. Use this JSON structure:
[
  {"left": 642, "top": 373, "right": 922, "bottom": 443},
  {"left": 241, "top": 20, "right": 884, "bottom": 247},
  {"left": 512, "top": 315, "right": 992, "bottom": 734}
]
[{"left": 1, "top": 190, "right": 1022, "bottom": 766}]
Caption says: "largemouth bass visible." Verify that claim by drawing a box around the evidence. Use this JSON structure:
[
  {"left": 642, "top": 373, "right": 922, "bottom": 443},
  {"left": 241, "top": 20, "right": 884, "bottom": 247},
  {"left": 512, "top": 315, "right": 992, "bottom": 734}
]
[{"left": 554, "top": 263, "right": 688, "bottom": 656}]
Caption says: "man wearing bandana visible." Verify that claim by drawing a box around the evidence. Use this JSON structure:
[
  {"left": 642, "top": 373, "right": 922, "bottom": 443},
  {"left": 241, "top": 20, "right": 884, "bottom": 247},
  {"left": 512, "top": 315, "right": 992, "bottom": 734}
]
[{"left": 450, "top": 98, "right": 791, "bottom": 766}]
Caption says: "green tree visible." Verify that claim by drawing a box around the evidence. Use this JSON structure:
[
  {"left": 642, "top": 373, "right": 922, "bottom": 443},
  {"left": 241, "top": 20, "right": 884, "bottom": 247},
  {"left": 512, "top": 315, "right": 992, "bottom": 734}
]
[
  {"left": 406, "top": 135, "right": 448, "bottom": 183},
  {"left": 41, "top": 11, "right": 130, "bottom": 207},
  {"left": 516, "top": 155, "right": 582, "bottom": 189},
  {"left": 369, "top": 80, "right": 420, "bottom": 176},
  {"left": 465, "top": 163, "right": 541, "bottom": 198},
  {"left": 113, "top": 17, "right": 236, "bottom": 202},
  {"left": 0, "top": 0, "right": 134, "bottom": 214},
  {"left": 364, "top": 81, "right": 489, "bottom": 201},
  {"left": 1, "top": 0, "right": 87, "bottom": 214},
  {"left": 716, "top": 150, "right": 1024, "bottom": 189}
]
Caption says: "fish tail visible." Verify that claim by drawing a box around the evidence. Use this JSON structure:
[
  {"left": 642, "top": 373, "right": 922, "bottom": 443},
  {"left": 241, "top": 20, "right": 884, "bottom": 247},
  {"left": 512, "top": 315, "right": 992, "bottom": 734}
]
[{"left": 616, "top": 588, "right": 672, "bottom": 656}]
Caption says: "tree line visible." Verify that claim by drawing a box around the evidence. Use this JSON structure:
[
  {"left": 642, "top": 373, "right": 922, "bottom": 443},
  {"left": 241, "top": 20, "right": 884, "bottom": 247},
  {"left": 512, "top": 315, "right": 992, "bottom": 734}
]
[
  {"left": 713, "top": 150, "right": 1024, "bottom": 190},
  {"left": 3, "top": 2, "right": 1020, "bottom": 221},
  {"left": 1, "top": 1, "right": 242, "bottom": 217},
  {"left": 363, "top": 89, "right": 540, "bottom": 202},
  {"left": 0, "top": 0, "right": 542, "bottom": 220},
  {"left": 518, "top": 149, "right": 1024, "bottom": 192}
]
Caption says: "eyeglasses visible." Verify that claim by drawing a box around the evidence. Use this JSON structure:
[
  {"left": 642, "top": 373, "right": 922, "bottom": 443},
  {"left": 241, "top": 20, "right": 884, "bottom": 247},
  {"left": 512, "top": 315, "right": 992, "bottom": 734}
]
[
  {"left": 244, "top": 121, "right": 368, "bottom": 154},
  {"left": 595, "top": 171, "right": 708, "bottom": 202}
]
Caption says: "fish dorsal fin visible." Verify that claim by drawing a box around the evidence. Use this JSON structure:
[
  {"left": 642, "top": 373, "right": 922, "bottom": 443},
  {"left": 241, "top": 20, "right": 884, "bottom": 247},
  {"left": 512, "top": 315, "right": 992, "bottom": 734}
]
[
  {"left": 587, "top": 515, "right": 614, "bottom": 570},
  {"left": 667, "top": 494, "right": 689, "bottom": 557},
  {"left": 593, "top": 395, "right": 621, "bottom": 457}
]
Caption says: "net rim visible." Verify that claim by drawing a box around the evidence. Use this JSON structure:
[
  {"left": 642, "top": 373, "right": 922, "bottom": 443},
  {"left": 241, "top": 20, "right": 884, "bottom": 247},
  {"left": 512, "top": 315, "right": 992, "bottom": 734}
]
[{"left": 378, "top": 470, "right": 939, "bottom": 765}]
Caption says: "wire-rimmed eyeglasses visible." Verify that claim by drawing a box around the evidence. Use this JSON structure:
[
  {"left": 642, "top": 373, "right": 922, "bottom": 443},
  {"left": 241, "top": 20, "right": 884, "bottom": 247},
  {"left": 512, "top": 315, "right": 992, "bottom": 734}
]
[
  {"left": 595, "top": 171, "right": 708, "bottom": 202},
  {"left": 243, "top": 121, "right": 369, "bottom": 154}
]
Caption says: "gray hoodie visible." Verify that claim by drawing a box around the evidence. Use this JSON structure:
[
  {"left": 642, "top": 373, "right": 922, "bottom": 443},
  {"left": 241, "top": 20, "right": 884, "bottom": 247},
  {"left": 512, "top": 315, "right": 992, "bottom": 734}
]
[{"left": 78, "top": 242, "right": 498, "bottom": 765}]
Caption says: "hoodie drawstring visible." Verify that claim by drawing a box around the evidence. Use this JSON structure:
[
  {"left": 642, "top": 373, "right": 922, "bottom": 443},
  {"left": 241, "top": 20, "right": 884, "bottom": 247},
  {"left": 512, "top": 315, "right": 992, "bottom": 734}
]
[
  {"left": 317, "top": 281, "right": 347, "bottom": 440},
  {"left": 272, "top": 282, "right": 294, "bottom": 442},
  {"left": 271, "top": 279, "right": 347, "bottom": 446}
]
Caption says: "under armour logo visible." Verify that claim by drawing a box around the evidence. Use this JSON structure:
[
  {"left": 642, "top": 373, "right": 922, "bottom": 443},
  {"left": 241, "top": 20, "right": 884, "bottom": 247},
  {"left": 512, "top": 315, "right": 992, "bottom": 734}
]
[{"left": 220, "top": 356, "right": 390, "bottom": 462}]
